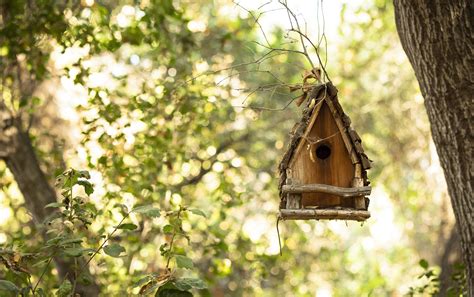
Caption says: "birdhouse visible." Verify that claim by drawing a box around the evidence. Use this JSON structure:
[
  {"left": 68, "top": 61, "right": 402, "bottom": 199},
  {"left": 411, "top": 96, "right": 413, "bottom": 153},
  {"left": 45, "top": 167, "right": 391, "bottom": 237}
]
[{"left": 278, "top": 82, "right": 372, "bottom": 221}]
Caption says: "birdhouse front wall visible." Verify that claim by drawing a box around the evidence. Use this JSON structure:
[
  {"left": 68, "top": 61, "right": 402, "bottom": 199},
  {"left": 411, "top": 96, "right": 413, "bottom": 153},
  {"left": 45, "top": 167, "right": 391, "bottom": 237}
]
[{"left": 288, "top": 102, "right": 355, "bottom": 207}]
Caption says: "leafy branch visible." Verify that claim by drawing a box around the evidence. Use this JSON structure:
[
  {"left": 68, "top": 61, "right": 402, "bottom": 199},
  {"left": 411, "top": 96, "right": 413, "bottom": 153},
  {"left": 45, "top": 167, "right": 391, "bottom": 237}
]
[{"left": 136, "top": 206, "right": 208, "bottom": 296}]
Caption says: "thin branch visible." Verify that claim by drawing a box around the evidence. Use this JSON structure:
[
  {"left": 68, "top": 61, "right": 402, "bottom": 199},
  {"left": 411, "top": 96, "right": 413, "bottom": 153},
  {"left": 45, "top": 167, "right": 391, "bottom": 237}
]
[
  {"left": 76, "top": 213, "right": 129, "bottom": 279},
  {"left": 215, "top": 69, "right": 287, "bottom": 88},
  {"left": 278, "top": 0, "right": 331, "bottom": 82},
  {"left": 288, "top": 28, "right": 331, "bottom": 82},
  {"left": 233, "top": 94, "right": 300, "bottom": 111},
  {"left": 165, "top": 206, "right": 183, "bottom": 270},
  {"left": 279, "top": 0, "right": 315, "bottom": 69},
  {"left": 252, "top": 41, "right": 308, "bottom": 59},
  {"left": 32, "top": 252, "right": 55, "bottom": 293},
  {"left": 234, "top": 1, "right": 271, "bottom": 47}
]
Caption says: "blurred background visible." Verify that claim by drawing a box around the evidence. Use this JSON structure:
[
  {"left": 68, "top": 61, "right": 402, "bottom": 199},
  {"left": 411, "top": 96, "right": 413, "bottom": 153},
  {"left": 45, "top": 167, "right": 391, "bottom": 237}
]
[{"left": 0, "top": 0, "right": 460, "bottom": 296}]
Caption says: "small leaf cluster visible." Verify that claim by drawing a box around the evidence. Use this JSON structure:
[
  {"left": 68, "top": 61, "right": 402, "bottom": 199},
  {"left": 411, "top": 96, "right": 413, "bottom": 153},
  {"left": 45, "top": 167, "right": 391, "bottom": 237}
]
[
  {"left": 135, "top": 206, "right": 207, "bottom": 296},
  {"left": 0, "top": 169, "right": 172, "bottom": 296},
  {"left": 407, "top": 259, "right": 440, "bottom": 296},
  {"left": 407, "top": 259, "right": 466, "bottom": 297}
]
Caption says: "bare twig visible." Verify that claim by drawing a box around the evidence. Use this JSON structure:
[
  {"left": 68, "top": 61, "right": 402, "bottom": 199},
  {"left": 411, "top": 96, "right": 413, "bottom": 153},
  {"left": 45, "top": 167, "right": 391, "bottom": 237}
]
[
  {"left": 278, "top": 0, "right": 331, "bottom": 82},
  {"left": 32, "top": 251, "right": 55, "bottom": 294},
  {"left": 234, "top": 1, "right": 271, "bottom": 47},
  {"left": 279, "top": 0, "right": 315, "bottom": 69},
  {"left": 233, "top": 94, "right": 300, "bottom": 111},
  {"left": 76, "top": 213, "right": 129, "bottom": 280},
  {"left": 165, "top": 206, "right": 183, "bottom": 270}
]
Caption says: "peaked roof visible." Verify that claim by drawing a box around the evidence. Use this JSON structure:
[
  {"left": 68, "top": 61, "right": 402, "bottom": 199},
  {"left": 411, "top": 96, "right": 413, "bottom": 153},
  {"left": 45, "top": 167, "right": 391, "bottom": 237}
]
[{"left": 278, "top": 82, "right": 371, "bottom": 202}]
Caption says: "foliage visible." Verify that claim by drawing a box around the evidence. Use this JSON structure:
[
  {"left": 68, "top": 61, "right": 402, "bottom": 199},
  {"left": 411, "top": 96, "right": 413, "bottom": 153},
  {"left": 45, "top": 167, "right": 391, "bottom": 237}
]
[
  {"left": 0, "top": 168, "right": 206, "bottom": 296},
  {"left": 0, "top": 0, "right": 466, "bottom": 296},
  {"left": 407, "top": 259, "right": 466, "bottom": 297},
  {"left": 407, "top": 259, "right": 440, "bottom": 296}
]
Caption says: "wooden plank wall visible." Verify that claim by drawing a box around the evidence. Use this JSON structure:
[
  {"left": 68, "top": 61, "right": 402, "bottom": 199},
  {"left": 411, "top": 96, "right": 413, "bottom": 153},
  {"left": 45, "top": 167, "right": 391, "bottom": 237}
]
[{"left": 289, "top": 102, "right": 355, "bottom": 207}]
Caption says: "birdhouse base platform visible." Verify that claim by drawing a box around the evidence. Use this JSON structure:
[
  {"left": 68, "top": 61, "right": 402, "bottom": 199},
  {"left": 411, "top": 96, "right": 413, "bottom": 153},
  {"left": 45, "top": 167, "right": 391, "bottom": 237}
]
[
  {"left": 279, "top": 183, "right": 371, "bottom": 221},
  {"left": 279, "top": 208, "right": 370, "bottom": 221}
]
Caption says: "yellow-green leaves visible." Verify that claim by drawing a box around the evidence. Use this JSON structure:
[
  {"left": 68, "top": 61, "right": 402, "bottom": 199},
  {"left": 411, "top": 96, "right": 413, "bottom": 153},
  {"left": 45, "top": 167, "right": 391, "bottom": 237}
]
[
  {"left": 163, "top": 224, "right": 174, "bottom": 234},
  {"left": 174, "top": 255, "right": 194, "bottom": 269},
  {"left": 187, "top": 208, "right": 206, "bottom": 218},
  {"left": 0, "top": 280, "right": 19, "bottom": 293},
  {"left": 173, "top": 278, "right": 207, "bottom": 291},
  {"left": 132, "top": 205, "right": 161, "bottom": 218},
  {"left": 45, "top": 202, "right": 63, "bottom": 209},
  {"left": 116, "top": 223, "right": 138, "bottom": 230},
  {"left": 104, "top": 243, "right": 126, "bottom": 258},
  {"left": 63, "top": 247, "right": 94, "bottom": 257},
  {"left": 56, "top": 280, "right": 72, "bottom": 297}
]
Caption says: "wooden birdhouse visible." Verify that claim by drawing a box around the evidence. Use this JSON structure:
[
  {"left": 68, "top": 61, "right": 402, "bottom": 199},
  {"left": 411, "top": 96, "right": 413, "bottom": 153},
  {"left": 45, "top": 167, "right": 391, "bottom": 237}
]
[{"left": 279, "top": 82, "right": 372, "bottom": 221}]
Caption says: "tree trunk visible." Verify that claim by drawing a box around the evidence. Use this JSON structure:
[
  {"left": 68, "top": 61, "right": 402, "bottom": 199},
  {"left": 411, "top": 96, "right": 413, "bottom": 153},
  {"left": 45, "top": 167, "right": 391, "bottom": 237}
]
[
  {"left": 393, "top": 1, "right": 473, "bottom": 295},
  {"left": 4, "top": 130, "right": 57, "bottom": 222},
  {"left": 438, "top": 226, "right": 462, "bottom": 295},
  {"left": 0, "top": 115, "right": 100, "bottom": 296}
]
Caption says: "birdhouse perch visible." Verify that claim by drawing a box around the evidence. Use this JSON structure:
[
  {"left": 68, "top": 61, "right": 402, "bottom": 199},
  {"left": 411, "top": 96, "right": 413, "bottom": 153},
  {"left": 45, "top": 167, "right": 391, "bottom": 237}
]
[{"left": 278, "top": 82, "right": 372, "bottom": 221}]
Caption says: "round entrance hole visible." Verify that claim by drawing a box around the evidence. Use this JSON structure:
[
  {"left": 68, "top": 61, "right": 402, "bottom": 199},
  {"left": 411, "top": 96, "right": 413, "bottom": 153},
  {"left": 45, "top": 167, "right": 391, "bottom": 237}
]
[{"left": 315, "top": 144, "right": 331, "bottom": 160}]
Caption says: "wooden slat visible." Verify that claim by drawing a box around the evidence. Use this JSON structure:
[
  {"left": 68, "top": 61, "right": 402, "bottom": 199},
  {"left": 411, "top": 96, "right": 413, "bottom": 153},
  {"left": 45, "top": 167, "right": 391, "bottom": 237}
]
[
  {"left": 352, "top": 164, "right": 366, "bottom": 209},
  {"left": 282, "top": 184, "right": 371, "bottom": 197},
  {"left": 324, "top": 98, "right": 359, "bottom": 164},
  {"left": 286, "top": 193, "right": 302, "bottom": 209},
  {"left": 280, "top": 209, "right": 370, "bottom": 221},
  {"left": 289, "top": 102, "right": 356, "bottom": 207},
  {"left": 288, "top": 99, "right": 324, "bottom": 168}
]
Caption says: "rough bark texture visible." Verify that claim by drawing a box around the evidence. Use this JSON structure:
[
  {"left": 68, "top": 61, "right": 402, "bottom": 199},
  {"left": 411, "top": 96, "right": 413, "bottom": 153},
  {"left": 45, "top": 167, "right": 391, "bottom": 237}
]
[
  {"left": 393, "top": 1, "right": 473, "bottom": 294},
  {"left": 438, "top": 226, "right": 462, "bottom": 295},
  {"left": 4, "top": 129, "right": 58, "bottom": 222}
]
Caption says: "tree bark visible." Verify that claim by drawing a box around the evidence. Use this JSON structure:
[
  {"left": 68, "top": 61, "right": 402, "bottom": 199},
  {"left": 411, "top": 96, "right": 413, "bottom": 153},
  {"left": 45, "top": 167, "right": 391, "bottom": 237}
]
[
  {"left": 438, "top": 226, "right": 462, "bottom": 296},
  {"left": 4, "top": 129, "right": 57, "bottom": 222},
  {"left": 393, "top": 1, "right": 473, "bottom": 295}
]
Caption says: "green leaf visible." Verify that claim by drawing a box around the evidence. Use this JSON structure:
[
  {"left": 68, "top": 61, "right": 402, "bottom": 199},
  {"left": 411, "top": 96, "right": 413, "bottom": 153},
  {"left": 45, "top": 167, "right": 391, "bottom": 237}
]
[
  {"left": 188, "top": 208, "right": 206, "bottom": 218},
  {"left": 419, "top": 259, "right": 429, "bottom": 269},
  {"left": 0, "top": 280, "right": 19, "bottom": 292},
  {"left": 56, "top": 279, "right": 72, "bottom": 297},
  {"left": 132, "top": 275, "right": 155, "bottom": 288},
  {"left": 64, "top": 247, "right": 94, "bottom": 257},
  {"left": 77, "top": 170, "right": 91, "bottom": 179},
  {"left": 59, "top": 238, "right": 83, "bottom": 245},
  {"left": 116, "top": 223, "right": 137, "bottom": 230},
  {"left": 98, "top": 156, "right": 107, "bottom": 165},
  {"left": 156, "top": 289, "right": 192, "bottom": 297},
  {"left": 31, "top": 96, "right": 41, "bottom": 106},
  {"left": 140, "top": 281, "right": 160, "bottom": 295},
  {"left": 132, "top": 205, "right": 160, "bottom": 218},
  {"left": 163, "top": 224, "right": 174, "bottom": 234},
  {"left": 103, "top": 243, "right": 125, "bottom": 257},
  {"left": 45, "top": 202, "right": 63, "bottom": 209},
  {"left": 115, "top": 203, "right": 129, "bottom": 214},
  {"left": 36, "top": 288, "right": 47, "bottom": 297},
  {"left": 77, "top": 180, "right": 94, "bottom": 195},
  {"left": 46, "top": 236, "right": 66, "bottom": 246},
  {"left": 173, "top": 278, "right": 207, "bottom": 291},
  {"left": 175, "top": 255, "right": 193, "bottom": 269}
]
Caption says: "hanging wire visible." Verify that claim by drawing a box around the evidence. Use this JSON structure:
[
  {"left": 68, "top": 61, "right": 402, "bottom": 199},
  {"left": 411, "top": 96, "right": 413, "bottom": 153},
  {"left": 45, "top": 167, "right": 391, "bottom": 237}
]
[{"left": 276, "top": 215, "right": 283, "bottom": 256}]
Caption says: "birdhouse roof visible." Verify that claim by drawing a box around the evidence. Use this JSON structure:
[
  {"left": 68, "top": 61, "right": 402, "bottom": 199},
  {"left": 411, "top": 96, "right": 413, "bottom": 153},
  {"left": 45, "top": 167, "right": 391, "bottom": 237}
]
[{"left": 278, "top": 82, "right": 371, "bottom": 201}]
